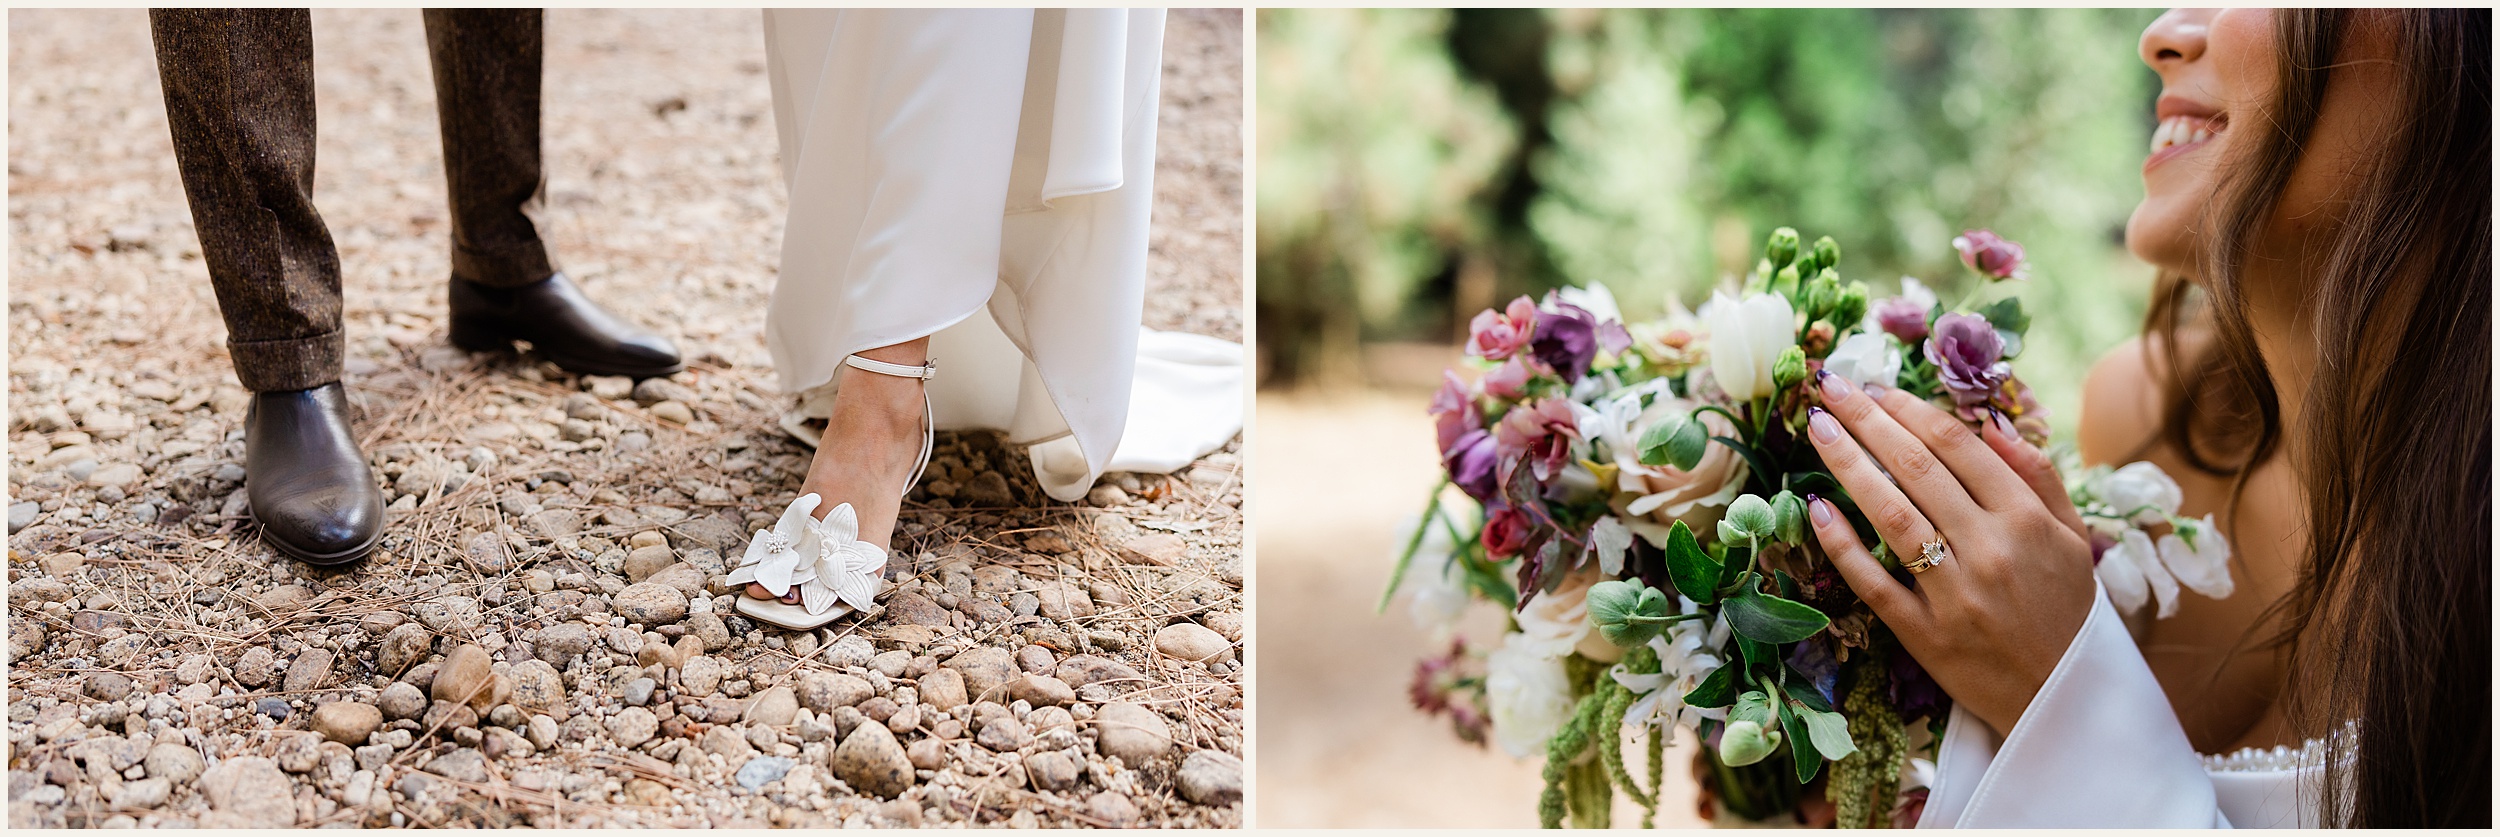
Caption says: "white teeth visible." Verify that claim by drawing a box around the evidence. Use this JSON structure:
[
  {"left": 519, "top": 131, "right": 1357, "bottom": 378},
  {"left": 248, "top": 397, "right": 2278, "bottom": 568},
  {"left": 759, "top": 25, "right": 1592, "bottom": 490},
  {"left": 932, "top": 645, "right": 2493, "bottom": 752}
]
[{"left": 2150, "top": 116, "right": 2216, "bottom": 154}]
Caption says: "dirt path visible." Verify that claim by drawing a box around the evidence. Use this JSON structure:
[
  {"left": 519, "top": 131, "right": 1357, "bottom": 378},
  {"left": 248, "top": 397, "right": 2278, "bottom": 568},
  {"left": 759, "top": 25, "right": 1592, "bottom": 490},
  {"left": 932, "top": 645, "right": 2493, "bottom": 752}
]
[{"left": 8, "top": 9, "right": 1242, "bottom": 828}]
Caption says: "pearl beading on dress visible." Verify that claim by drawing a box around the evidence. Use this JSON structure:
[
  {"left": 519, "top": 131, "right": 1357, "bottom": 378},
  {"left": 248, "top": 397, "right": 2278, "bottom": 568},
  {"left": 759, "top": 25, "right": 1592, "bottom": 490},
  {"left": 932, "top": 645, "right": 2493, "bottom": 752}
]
[{"left": 2199, "top": 721, "right": 2357, "bottom": 774}]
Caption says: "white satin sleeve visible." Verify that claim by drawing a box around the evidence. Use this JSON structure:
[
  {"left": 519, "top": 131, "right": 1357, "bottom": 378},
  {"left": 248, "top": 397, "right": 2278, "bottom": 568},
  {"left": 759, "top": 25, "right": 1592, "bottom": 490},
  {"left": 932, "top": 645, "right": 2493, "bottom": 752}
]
[{"left": 1917, "top": 579, "right": 2231, "bottom": 828}]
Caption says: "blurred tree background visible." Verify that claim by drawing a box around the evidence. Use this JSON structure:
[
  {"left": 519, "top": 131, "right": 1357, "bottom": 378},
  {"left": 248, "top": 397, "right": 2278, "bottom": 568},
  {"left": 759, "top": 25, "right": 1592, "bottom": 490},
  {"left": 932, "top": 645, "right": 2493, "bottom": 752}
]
[{"left": 1256, "top": 8, "right": 2163, "bottom": 438}]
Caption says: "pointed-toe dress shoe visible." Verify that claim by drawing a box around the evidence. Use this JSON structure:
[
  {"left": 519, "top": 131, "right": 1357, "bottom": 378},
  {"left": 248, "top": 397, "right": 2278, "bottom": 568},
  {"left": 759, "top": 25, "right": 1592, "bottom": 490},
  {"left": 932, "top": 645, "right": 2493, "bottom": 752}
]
[
  {"left": 245, "top": 383, "right": 386, "bottom": 566},
  {"left": 448, "top": 272, "right": 685, "bottom": 379}
]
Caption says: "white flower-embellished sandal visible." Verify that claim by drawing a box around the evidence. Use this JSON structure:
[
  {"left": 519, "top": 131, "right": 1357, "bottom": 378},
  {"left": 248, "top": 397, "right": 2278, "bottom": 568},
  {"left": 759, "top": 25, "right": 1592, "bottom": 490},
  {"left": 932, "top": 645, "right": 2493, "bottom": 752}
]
[{"left": 726, "top": 354, "right": 936, "bottom": 631}]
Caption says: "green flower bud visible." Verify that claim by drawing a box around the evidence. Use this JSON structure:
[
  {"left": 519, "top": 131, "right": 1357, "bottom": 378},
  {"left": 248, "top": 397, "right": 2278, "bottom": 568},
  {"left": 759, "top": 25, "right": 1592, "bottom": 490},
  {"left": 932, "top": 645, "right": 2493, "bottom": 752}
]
[
  {"left": 1833, "top": 281, "right": 1871, "bottom": 329},
  {"left": 1772, "top": 345, "right": 1807, "bottom": 393},
  {"left": 1724, "top": 494, "right": 1777, "bottom": 541},
  {"left": 1771, "top": 264, "right": 1802, "bottom": 303},
  {"left": 1719, "top": 719, "right": 1782, "bottom": 767},
  {"left": 1804, "top": 270, "right": 1841, "bottom": 319},
  {"left": 1766, "top": 227, "right": 1801, "bottom": 269},
  {"left": 1770, "top": 490, "right": 1807, "bottom": 545},
  {"left": 1813, "top": 235, "right": 1840, "bottom": 270}
]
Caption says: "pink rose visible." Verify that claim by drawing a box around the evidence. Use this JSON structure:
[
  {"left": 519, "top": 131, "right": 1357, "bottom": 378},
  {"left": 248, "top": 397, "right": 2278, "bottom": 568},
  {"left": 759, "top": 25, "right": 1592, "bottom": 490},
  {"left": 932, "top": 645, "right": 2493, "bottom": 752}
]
[
  {"left": 1468, "top": 296, "right": 1538, "bottom": 361},
  {"left": 1482, "top": 507, "right": 1531, "bottom": 560}
]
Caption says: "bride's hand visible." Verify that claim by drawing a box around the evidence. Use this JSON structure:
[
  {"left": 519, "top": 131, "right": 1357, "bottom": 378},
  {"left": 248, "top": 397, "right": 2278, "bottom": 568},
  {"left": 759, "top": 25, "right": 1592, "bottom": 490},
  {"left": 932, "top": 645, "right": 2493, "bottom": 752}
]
[{"left": 1798, "top": 371, "right": 2098, "bottom": 737}]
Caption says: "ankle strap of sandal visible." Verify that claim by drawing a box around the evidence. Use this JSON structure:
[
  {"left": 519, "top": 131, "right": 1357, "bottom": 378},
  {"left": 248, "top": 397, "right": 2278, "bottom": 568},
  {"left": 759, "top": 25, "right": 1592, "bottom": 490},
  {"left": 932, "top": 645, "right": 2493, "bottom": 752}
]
[
  {"left": 842, "top": 353, "right": 938, "bottom": 493},
  {"left": 843, "top": 355, "right": 936, "bottom": 380}
]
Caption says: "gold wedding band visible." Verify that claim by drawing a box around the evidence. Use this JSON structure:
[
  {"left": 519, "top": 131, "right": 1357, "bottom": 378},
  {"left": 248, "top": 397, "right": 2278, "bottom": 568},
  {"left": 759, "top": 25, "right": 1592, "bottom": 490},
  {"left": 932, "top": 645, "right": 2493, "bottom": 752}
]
[{"left": 1901, "top": 536, "right": 1950, "bottom": 574}]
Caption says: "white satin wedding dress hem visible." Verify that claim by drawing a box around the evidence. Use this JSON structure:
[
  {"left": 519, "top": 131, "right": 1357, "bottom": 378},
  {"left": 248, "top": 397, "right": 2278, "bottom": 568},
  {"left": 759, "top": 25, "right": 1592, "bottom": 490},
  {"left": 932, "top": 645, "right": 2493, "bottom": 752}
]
[{"left": 1917, "top": 578, "right": 2328, "bottom": 828}]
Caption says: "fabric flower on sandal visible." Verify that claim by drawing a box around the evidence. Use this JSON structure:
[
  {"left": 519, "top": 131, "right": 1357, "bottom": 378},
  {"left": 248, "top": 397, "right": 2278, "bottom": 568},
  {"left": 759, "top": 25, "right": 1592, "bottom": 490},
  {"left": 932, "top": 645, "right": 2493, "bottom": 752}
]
[{"left": 725, "top": 493, "right": 888, "bottom": 616}]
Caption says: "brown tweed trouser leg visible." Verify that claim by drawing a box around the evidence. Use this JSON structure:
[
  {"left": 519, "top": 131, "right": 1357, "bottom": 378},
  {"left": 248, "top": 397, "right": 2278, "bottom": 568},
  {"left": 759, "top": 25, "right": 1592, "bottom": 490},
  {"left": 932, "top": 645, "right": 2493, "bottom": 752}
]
[{"left": 150, "top": 8, "right": 555, "bottom": 393}]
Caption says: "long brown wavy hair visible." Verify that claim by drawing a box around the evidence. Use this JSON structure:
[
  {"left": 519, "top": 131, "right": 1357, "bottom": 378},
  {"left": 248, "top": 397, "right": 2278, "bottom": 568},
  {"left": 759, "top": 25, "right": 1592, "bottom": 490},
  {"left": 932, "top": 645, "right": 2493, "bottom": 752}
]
[{"left": 2138, "top": 8, "right": 2489, "bottom": 827}]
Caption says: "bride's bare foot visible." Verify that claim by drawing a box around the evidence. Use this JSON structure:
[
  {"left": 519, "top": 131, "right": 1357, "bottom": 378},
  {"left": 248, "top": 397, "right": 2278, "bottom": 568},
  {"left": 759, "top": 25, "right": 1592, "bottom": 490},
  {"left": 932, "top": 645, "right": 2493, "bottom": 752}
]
[{"left": 744, "top": 338, "right": 930, "bottom": 603}]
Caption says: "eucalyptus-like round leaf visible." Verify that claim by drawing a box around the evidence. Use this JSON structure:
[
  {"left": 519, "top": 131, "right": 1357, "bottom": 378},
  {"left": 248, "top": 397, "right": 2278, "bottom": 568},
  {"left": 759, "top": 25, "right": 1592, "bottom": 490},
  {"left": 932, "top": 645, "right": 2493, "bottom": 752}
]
[
  {"left": 1770, "top": 490, "right": 1807, "bottom": 546},
  {"left": 1719, "top": 719, "right": 1779, "bottom": 767},
  {"left": 1724, "top": 494, "right": 1776, "bottom": 541}
]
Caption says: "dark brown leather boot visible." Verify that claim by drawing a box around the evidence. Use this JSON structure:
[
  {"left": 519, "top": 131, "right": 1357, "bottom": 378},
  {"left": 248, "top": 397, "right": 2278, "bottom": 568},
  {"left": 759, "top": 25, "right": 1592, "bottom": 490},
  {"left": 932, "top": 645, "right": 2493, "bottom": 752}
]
[
  {"left": 448, "top": 272, "right": 684, "bottom": 378},
  {"left": 245, "top": 383, "right": 385, "bottom": 566}
]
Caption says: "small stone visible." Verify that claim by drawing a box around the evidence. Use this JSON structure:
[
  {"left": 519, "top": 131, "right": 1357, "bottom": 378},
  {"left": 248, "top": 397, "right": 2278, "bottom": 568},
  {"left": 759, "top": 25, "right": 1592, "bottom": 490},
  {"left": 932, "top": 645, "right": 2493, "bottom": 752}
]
[
  {"left": 614, "top": 582, "right": 688, "bottom": 625},
  {"left": 1008, "top": 674, "right": 1075, "bottom": 707},
  {"left": 463, "top": 531, "right": 510, "bottom": 573},
  {"left": 632, "top": 377, "right": 696, "bottom": 406},
  {"left": 1035, "top": 582, "right": 1095, "bottom": 621},
  {"left": 425, "top": 748, "right": 491, "bottom": 783},
  {"left": 1154, "top": 622, "right": 1233, "bottom": 663},
  {"left": 623, "top": 545, "right": 675, "bottom": 582},
  {"left": 254, "top": 697, "right": 292, "bottom": 720},
  {"left": 115, "top": 776, "right": 173, "bottom": 809},
  {"left": 1015, "top": 644, "right": 1057, "bottom": 673},
  {"left": 83, "top": 671, "right": 134, "bottom": 701},
  {"left": 830, "top": 722, "right": 914, "bottom": 798},
  {"left": 743, "top": 685, "right": 799, "bottom": 726},
  {"left": 871, "top": 650, "right": 914, "bottom": 678},
  {"left": 1204, "top": 610, "right": 1244, "bottom": 642},
  {"left": 312, "top": 702, "right": 383, "bottom": 744},
  {"left": 1178, "top": 750, "right": 1244, "bottom": 806},
  {"left": 680, "top": 655, "right": 724, "bottom": 696},
  {"left": 526, "top": 509, "right": 583, "bottom": 539},
  {"left": 1024, "top": 750, "right": 1080, "bottom": 791},
  {"left": 422, "top": 700, "right": 480, "bottom": 734},
  {"left": 918, "top": 668, "right": 967, "bottom": 711},
  {"left": 607, "top": 706, "right": 658, "bottom": 748},
  {"left": 1055, "top": 655, "right": 1145, "bottom": 688},
  {"left": 826, "top": 634, "right": 876, "bottom": 669},
  {"left": 1119, "top": 533, "right": 1188, "bottom": 565},
  {"left": 432, "top": 645, "right": 498, "bottom": 709},
  {"left": 649, "top": 401, "right": 695, "bottom": 425},
  {"left": 377, "top": 682, "right": 428, "bottom": 721},
  {"left": 976, "top": 713, "right": 1032, "bottom": 752},
  {"left": 233, "top": 646, "right": 280, "bottom": 687},
  {"left": 86, "top": 463, "right": 141, "bottom": 488},
  {"left": 534, "top": 623, "right": 594, "bottom": 667},
  {"left": 9, "top": 502, "right": 39, "bottom": 533},
  {"left": 685, "top": 612, "right": 731, "bottom": 651},
  {"left": 623, "top": 678, "right": 656, "bottom": 707},
  {"left": 528, "top": 714, "right": 560, "bottom": 748},
  {"left": 377, "top": 623, "right": 432, "bottom": 676},
  {"left": 412, "top": 596, "right": 484, "bottom": 634},
  {"left": 506, "top": 660, "right": 567, "bottom": 719},
  {"left": 147, "top": 743, "right": 206, "bottom": 786},
  {"left": 1088, "top": 791, "right": 1141, "bottom": 826},
  {"left": 585, "top": 375, "right": 634, "bottom": 400},
  {"left": 1095, "top": 702, "right": 1173, "bottom": 766},
  {"left": 906, "top": 737, "right": 946, "bottom": 770},
  {"left": 201, "top": 756, "right": 297, "bottom": 827},
  {"left": 796, "top": 672, "right": 871, "bottom": 712},
  {"left": 176, "top": 654, "right": 216, "bottom": 685},
  {"left": 881, "top": 592, "right": 950, "bottom": 628},
  {"left": 736, "top": 755, "right": 795, "bottom": 791},
  {"left": 283, "top": 647, "right": 334, "bottom": 692},
  {"left": 646, "top": 563, "right": 707, "bottom": 598},
  {"left": 945, "top": 646, "right": 1017, "bottom": 703}
]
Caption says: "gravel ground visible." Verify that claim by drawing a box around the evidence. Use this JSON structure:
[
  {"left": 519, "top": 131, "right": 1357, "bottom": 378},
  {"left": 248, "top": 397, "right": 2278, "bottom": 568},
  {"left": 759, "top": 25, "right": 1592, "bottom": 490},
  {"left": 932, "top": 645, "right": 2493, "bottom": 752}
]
[{"left": 6, "top": 9, "right": 1242, "bottom": 829}]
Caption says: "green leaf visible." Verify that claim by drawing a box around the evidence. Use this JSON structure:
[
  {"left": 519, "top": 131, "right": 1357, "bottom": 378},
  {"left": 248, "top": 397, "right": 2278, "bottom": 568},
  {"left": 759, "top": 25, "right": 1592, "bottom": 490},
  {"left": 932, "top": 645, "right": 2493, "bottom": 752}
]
[
  {"left": 1769, "top": 490, "right": 1806, "bottom": 546},
  {"left": 1712, "top": 437, "right": 1779, "bottom": 496},
  {"left": 1798, "top": 705, "right": 1858, "bottom": 761},
  {"left": 1732, "top": 689, "right": 1780, "bottom": 729},
  {"left": 1663, "top": 520, "right": 1721, "bottom": 604},
  {"left": 1779, "top": 671, "right": 1837, "bottom": 713},
  {"left": 1737, "top": 634, "right": 1777, "bottom": 667},
  {"left": 1683, "top": 664, "right": 1740, "bottom": 709},
  {"left": 1779, "top": 697, "right": 1821, "bottom": 783},
  {"left": 1716, "top": 544, "right": 1752, "bottom": 592},
  {"left": 1976, "top": 296, "right": 2031, "bottom": 338},
  {"left": 1723, "top": 584, "right": 1831, "bottom": 644}
]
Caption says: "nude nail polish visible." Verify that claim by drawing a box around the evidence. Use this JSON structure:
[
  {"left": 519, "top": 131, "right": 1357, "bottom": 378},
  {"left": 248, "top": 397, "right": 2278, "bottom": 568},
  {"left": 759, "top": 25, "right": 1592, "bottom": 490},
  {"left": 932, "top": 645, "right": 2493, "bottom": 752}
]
[
  {"left": 1808, "top": 407, "right": 1841, "bottom": 443},
  {"left": 1990, "top": 409, "right": 2017, "bottom": 437},
  {"left": 1806, "top": 494, "right": 1832, "bottom": 526},
  {"left": 1816, "top": 369, "right": 1851, "bottom": 402}
]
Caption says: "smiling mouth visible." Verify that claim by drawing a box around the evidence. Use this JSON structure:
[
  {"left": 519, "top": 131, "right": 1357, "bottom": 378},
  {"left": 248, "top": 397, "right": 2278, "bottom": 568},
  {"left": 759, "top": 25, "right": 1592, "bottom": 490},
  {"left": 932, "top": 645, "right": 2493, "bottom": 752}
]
[{"left": 2146, "top": 114, "right": 2225, "bottom": 170}]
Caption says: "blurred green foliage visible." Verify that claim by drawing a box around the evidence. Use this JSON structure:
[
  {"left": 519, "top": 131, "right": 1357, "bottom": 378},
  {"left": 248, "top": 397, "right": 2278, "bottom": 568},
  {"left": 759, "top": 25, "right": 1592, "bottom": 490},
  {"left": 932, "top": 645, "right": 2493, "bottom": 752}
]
[{"left": 1257, "top": 8, "right": 2164, "bottom": 438}]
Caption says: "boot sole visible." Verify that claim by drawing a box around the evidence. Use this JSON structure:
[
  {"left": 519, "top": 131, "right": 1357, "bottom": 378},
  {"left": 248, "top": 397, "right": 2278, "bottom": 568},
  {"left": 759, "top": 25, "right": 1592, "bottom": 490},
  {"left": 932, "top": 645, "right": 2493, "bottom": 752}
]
[
  {"left": 260, "top": 524, "right": 382, "bottom": 567},
  {"left": 449, "top": 322, "right": 686, "bottom": 379}
]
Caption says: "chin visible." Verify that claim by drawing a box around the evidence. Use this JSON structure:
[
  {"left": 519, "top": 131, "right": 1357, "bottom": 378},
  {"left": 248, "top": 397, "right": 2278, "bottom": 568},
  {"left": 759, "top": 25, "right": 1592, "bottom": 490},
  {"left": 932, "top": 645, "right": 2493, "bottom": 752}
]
[{"left": 2126, "top": 200, "right": 2198, "bottom": 279}]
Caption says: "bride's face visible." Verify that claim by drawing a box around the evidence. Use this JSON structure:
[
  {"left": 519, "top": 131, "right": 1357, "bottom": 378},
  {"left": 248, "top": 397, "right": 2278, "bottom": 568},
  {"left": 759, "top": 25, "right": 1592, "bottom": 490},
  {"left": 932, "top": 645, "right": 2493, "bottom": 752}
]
[
  {"left": 2127, "top": 9, "right": 2403, "bottom": 282},
  {"left": 2125, "top": 9, "right": 2267, "bottom": 276}
]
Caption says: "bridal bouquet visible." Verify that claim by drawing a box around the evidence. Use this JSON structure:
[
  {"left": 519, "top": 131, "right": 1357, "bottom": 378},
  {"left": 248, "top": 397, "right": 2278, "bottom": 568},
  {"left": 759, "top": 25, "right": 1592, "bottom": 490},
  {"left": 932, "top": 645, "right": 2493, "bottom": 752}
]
[{"left": 1389, "top": 228, "right": 2233, "bottom": 828}]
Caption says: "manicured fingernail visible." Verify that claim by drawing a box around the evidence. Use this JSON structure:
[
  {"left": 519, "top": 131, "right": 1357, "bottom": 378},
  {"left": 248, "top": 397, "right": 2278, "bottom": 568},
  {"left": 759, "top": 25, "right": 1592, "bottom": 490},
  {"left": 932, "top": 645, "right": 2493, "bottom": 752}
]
[
  {"left": 1808, "top": 407, "right": 1841, "bottom": 443},
  {"left": 1862, "top": 380, "right": 1887, "bottom": 398},
  {"left": 1816, "top": 369, "right": 1852, "bottom": 402},
  {"left": 1807, "top": 494, "right": 1832, "bottom": 526},
  {"left": 1990, "top": 409, "right": 2017, "bottom": 437}
]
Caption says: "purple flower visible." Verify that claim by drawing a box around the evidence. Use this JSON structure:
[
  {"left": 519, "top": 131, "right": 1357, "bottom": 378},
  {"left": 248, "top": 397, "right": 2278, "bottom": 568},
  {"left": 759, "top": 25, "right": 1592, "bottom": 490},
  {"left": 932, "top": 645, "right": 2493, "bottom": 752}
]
[
  {"left": 1785, "top": 640, "right": 1840, "bottom": 706},
  {"left": 1445, "top": 429, "right": 1501, "bottom": 502},
  {"left": 1494, "top": 398, "right": 1580, "bottom": 486},
  {"left": 1468, "top": 297, "right": 1538, "bottom": 361},
  {"left": 1952, "top": 230, "right": 2028, "bottom": 281},
  {"left": 1924, "top": 312, "right": 2011, "bottom": 409},
  {"left": 1430, "top": 371, "right": 1480, "bottom": 453},
  {"left": 1889, "top": 650, "right": 1950, "bottom": 722},
  {"left": 1873, "top": 296, "right": 1931, "bottom": 344},
  {"left": 1530, "top": 301, "right": 1599, "bottom": 384},
  {"left": 1431, "top": 371, "right": 1502, "bottom": 501}
]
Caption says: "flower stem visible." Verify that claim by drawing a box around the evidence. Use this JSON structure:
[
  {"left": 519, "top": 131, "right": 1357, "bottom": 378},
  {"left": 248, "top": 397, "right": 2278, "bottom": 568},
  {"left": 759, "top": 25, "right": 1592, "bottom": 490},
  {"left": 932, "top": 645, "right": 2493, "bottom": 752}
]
[{"left": 1379, "top": 478, "right": 1450, "bottom": 614}]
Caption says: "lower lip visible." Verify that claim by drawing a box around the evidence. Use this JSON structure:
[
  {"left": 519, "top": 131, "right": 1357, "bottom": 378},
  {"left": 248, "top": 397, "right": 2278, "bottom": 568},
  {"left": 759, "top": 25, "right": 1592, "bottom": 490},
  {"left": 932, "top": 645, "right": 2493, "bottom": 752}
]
[{"left": 2143, "top": 136, "right": 2213, "bottom": 173}]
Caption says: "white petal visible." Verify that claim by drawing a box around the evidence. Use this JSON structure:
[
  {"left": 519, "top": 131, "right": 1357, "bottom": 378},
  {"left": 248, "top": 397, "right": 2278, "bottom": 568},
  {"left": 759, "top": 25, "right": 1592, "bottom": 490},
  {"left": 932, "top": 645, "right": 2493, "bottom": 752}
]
[
  {"left": 799, "top": 579, "right": 839, "bottom": 617},
  {"left": 817, "top": 503, "right": 861, "bottom": 542},
  {"left": 2158, "top": 530, "right": 2234, "bottom": 600},
  {"left": 1589, "top": 517, "right": 1632, "bottom": 576},
  {"left": 2097, "top": 541, "right": 2150, "bottom": 613},
  {"left": 723, "top": 564, "right": 759, "bottom": 586},
  {"left": 833, "top": 571, "right": 880, "bottom": 613},
  {"left": 2123, "top": 530, "right": 2180, "bottom": 618},
  {"left": 776, "top": 493, "right": 824, "bottom": 540}
]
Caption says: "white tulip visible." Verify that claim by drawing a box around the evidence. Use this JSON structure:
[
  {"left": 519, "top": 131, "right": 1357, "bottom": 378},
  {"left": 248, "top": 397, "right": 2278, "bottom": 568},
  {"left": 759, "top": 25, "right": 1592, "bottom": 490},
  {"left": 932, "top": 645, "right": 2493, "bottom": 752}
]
[
  {"left": 1822, "top": 331, "right": 1902, "bottom": 390},
  {"left": 2158, "top": 514, "right": 2235, "bottom": 599},
  {"left": 1705, "top": 290, "right": 1797, "bottom": 401}
]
